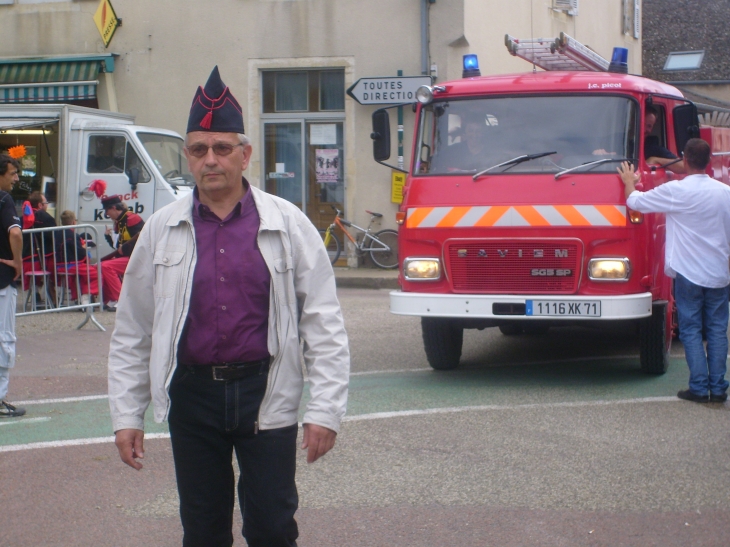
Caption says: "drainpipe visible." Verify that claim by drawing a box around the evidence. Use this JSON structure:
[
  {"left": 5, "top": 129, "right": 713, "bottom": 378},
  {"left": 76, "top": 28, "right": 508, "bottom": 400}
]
[{"left": 421, "top": 0, "right": 430, "bottom": 76}]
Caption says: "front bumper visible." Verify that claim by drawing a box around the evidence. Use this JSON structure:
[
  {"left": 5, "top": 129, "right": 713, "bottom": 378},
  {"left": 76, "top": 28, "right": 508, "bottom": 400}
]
[{"left": 390, "top": 291, "right": 653, "bottom": 320}]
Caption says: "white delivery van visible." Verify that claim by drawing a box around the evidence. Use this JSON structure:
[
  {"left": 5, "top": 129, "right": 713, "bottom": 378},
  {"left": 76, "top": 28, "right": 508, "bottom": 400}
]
[{"left": 0, "top": 103, "right": 193, "bottom": 255}]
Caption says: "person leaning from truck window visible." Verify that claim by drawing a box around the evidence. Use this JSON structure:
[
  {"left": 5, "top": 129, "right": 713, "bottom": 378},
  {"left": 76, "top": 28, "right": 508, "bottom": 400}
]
[
  {"left": 618, "top": 138, "right": 730, "bottom": 404},
  {"left": 0, "top": 154, "right": 25, "bottom": 418},
  {"left": 108, "top": 66, "right": 350, "bottom": 547},
  {"left": 99, "top": 195, "right": 144, "bottom": 311},
  {"left": 644, "top": 105, "right": 687, "bottom": 174}
]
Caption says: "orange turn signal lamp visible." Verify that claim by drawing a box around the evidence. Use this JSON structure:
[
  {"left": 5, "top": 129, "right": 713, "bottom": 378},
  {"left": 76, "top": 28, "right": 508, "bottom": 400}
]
[{"left": 628, "top": 209, "right": 643, "bottom": 224}]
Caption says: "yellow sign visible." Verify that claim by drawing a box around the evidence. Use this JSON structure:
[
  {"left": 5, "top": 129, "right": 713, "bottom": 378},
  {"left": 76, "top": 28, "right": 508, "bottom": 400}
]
[
  {"left": 391, "top": 171, "right": 406, "bottom": 204},
  {"left": 93, "top": 0, "right": 120, "bottom": 48}
]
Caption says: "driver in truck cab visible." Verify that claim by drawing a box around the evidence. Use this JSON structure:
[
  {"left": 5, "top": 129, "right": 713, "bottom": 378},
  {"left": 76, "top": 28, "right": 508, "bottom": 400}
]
[
  {"left": 444, "top": 119, "right": 488, "bottom": 170},
  {"left": 431, "top": 112, "right": 502, "bottom": 173}
]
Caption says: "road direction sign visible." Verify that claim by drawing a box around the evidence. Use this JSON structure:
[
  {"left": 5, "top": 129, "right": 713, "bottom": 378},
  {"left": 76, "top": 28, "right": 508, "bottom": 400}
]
[{"left": 347, "top": 76, "right": 432, "bottom": 105}]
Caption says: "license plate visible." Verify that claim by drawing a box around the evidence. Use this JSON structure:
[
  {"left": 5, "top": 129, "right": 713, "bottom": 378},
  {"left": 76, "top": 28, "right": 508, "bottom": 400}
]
[{"left": 526, "top": 300, "right": 601, "bottom": 317}]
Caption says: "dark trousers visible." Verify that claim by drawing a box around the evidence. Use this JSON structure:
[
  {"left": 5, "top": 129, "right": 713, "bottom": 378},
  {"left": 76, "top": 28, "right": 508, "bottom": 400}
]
[{"left": 168, "top": 365, "right": 299, "bottom": 547}]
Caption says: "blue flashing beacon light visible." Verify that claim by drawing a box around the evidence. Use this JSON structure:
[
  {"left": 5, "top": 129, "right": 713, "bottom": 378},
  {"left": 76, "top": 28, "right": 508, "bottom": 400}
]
[
  {"left": 462, "top": 54, "right": 481, "bottom": 78},
  {"left": 608, "top": 47, "right": 629, "bottom": 74}
]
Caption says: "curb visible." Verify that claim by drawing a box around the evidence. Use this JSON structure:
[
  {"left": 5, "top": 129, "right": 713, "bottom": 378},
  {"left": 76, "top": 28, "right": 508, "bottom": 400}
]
[{"left": 334, "top": 275, "right": 400, "bottom": 290}]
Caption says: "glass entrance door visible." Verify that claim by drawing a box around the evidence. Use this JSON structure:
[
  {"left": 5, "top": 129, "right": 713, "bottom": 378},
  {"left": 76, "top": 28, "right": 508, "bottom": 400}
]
[
  {"left": 305, "top": 121, "right": 344, "bottom": 230},
  {"left": 264, "top": 122, "right": 303, "bottom": 209},
  {"left": 263, "top": 120, "right": 344, "bottom": 232}
]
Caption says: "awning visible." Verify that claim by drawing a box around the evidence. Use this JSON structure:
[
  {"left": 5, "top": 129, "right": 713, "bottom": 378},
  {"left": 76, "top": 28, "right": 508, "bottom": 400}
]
[
  {"left": 0, "top": 55, "right": 115, "bottom": 104},
  {"left": 0, "top": 119, "right": 58, "bottom": 131}
]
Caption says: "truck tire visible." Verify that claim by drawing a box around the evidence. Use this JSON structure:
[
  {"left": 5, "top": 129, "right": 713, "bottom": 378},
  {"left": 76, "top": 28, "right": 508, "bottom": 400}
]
[
  {"left": 421, "top": 317, "right": 463, "bottom": 370},
  {"left": 639, "top": 302, "right": 670, "bottom": 375}
]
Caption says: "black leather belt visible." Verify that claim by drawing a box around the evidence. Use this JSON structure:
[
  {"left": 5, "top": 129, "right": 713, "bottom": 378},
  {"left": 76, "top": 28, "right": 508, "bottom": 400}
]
[{"left": 185, "top": 357, "right": 270, "bottom": 381}]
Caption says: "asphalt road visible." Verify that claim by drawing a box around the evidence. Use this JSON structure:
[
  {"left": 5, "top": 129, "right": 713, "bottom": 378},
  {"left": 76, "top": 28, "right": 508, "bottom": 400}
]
[{"left": 1, "top": 288, "right": 729, "bottom": 546}]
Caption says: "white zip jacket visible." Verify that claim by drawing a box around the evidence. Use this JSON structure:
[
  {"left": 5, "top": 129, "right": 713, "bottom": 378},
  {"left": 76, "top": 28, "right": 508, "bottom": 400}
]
[{"left": 108, "top": 186, "right": 350, "bottom": 434}]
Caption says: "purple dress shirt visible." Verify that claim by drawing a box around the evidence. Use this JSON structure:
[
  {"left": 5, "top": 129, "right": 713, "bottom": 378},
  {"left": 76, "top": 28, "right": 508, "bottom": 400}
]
[{"left": 177, "top": 181, "right": 271, "bottom": 365}]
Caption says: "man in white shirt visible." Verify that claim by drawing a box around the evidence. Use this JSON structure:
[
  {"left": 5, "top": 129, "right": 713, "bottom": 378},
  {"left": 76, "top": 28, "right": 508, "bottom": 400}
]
[{"left": 618, "top": 138, "right": 730, "bottom": 403}]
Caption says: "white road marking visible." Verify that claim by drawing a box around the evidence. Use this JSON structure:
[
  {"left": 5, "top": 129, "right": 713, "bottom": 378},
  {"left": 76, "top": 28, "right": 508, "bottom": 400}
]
[
  {"left": 15, "top": 394, "right": 109, "bottom": 406},
  {"left": 0, "top": 417, "right": 51, "bottom": 426},
  {"left": 341, "top": 396, "right": 679, "bottom": 423},
  {"left": 0, "top": 432, "right": 170, "bottom": 453},
  {"left": 350, "top": 367, "right": 431, "bottom": 376},
  {"left": 0, "top": 396, "right": 683, "bottom": 453}
]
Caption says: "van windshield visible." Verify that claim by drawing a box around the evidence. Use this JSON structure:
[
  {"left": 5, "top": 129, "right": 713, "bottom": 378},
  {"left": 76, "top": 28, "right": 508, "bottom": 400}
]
[
  {"left": 416, "top": 95, "right": 638, "bottom": 176},
  {"left": 137, "top": 132, "right": 195, "bottom": 186}
]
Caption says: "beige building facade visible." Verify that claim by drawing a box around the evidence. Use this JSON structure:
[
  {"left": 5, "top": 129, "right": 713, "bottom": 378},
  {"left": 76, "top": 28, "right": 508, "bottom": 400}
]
[{"left": 0, "top": 0, "right": 641, "bottom": 242}]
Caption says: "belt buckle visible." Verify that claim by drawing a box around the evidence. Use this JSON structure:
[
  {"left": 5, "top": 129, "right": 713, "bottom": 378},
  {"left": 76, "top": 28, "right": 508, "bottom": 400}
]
[{"left": 211, "top": 365, "right": 229, "bottom": 381}]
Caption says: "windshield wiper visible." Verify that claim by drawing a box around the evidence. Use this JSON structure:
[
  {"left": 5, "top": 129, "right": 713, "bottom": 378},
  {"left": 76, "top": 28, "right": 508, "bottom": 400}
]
[
  {"left": 554, "top": 157, "right": 635, "bottom": 180},
  {"left": 473, "top": 151, "right": 557, "bottom": 181}
]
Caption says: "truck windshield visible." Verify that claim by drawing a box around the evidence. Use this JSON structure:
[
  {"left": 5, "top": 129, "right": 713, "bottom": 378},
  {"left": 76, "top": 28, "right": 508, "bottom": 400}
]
[
  {"left": 416, "top": 95, "right": 637, "bottom": 176},
  {"left": 137, "top": 132, "right": 195, "bottom": 186}
]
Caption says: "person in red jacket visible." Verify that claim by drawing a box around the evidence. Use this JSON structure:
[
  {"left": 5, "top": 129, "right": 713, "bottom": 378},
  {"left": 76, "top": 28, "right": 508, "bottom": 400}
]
[{"left": 100, "top": 195, "right": 144, "bottom": 311}]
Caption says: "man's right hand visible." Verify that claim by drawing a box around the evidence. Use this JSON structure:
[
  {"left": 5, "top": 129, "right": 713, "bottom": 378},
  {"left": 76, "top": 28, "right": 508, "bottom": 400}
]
[{"left": 115, "top": 428, "right": 145, "bottom": 470}]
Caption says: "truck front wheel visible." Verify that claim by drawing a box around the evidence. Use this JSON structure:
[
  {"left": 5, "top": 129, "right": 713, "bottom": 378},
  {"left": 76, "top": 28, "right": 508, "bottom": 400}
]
[
  {"left": 639, "top": 302, "right": 671, "bottom": 375},
  {"left": 421, "top": 317, "right": 463, "bottom": 370}
]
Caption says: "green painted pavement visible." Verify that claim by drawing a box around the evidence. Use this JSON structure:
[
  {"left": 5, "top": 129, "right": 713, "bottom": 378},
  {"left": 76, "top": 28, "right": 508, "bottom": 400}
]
[
  {"left": 1, "top": 357, "right": 689, "bottom": 448},
  {"left": 0, "top": 400, "right": 168, "bottom": 447},
  {"left": 336, "top": 357, "right": 689, "bottom": 416}
]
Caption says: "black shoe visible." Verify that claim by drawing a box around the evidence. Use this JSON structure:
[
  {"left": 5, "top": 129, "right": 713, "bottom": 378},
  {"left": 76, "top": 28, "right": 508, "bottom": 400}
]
[
  {"left": 0, "top": 400, "right": 26, "bottom": 417},
  {"left": 710, "top": 392, "right": 728, "bottom": 403},
  {"left": 677, "top": 389, "right": 709, "bottom": 403}
]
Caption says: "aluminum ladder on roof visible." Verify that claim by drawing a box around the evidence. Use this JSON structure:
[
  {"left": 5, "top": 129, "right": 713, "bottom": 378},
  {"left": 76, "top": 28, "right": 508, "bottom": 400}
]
[{"left": 505, "top": 32, "right": 610, "bottom": 72}]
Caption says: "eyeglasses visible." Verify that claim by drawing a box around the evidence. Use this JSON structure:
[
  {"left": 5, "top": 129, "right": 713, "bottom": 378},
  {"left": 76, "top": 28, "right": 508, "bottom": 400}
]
[
  {"left": 41, "top": 202, "right": 49, "bottom": 205},
  {"left": 186, "top": 143, "right": 243, "bottom": 158}
]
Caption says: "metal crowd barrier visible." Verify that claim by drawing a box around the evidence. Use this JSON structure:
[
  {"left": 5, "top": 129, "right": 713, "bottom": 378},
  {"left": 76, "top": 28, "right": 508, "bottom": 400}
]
[{"left": 18, "top": 224, "right": 105, "bottom": 331}]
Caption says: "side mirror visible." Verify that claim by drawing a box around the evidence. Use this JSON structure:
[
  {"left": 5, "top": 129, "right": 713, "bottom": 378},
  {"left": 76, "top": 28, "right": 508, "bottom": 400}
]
[
  {"left": 371, "top": 109, "right": 391, "bottom": 162},
  {"left": 127, "top": 167, "right": 140, "bottom": 191},
  {"left": 673, "top": 103, "right": 700, "bottom": 155}
]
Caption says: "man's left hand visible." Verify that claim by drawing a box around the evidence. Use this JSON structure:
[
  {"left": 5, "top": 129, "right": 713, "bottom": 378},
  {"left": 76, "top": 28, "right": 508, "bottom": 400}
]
[
  {"left": 617, "top": 161, "right": 640, "bottom": 199},
  {"left": 301, "top": 423, "right": 337, "bottom": 463}
]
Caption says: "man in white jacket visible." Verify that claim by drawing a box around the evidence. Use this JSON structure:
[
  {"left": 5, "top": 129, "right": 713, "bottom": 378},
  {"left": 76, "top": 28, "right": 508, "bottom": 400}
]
[
  {"left": 108, "top": 66, "right": 350, "bottom": 547},
  {"left": 618, "top": 138, "right": 730, "bottom": 405}
]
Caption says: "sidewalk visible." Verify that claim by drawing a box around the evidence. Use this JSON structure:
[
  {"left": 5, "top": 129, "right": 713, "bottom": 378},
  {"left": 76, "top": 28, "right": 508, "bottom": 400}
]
[
  {"left": 8, "top": 268, "right": 396, "bottom": 401},
  {"left": 333, "top": 266, "right": 399, "bottom": 290}
]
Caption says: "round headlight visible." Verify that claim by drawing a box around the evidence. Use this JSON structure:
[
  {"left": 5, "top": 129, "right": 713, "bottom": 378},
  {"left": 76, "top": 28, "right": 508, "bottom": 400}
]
[{"left": 415, "top": 86, "right": 434, "bottom": 105}]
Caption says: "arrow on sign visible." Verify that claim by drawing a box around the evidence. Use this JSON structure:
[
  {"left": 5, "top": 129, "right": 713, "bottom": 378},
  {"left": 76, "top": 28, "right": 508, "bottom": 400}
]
[{"left": 347, "top": 76, "right": 432, "bottom": 105}]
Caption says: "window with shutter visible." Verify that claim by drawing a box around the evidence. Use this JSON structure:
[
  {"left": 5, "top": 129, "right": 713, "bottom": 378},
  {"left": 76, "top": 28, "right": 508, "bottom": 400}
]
[
  {"left": 553, "top": 0, "right": 578, "bottom": 16},
  {"left": 622, "top": 0, "right": 632, "bottom": 34}
]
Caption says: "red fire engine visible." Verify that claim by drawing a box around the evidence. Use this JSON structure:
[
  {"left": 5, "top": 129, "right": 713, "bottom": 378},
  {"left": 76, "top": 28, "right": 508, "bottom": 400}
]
[{"left": 371, "top": 33, "right": 730, "bottom": 373}]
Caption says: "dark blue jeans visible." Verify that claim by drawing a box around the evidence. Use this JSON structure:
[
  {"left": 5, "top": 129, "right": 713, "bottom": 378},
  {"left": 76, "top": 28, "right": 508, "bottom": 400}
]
[
  {"left": 168, "top": 365, "right": 299, "bottom": 547},
  {"left": 675, "top": 274, "right": 730, "bottom": 397}
]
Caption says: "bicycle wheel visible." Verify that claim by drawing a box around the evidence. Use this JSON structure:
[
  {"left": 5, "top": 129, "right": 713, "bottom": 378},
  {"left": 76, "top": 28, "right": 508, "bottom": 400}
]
[
  {"left": 367, "top": 229, "right": 399, "bottom": 269},
  {"left": 319, "top": 228, "right": 341, "bottom": 265}
]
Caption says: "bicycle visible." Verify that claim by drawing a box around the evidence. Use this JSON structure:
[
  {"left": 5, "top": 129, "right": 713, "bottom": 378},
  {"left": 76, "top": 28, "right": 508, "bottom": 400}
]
[{"left": 320, "top": 206, "right": 399, "bottom": 269}]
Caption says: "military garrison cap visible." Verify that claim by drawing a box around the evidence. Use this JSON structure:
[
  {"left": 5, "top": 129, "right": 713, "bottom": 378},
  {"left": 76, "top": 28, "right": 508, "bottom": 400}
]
[{"left": 186, "top": 66, "right": 244, "bottom": 134}]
